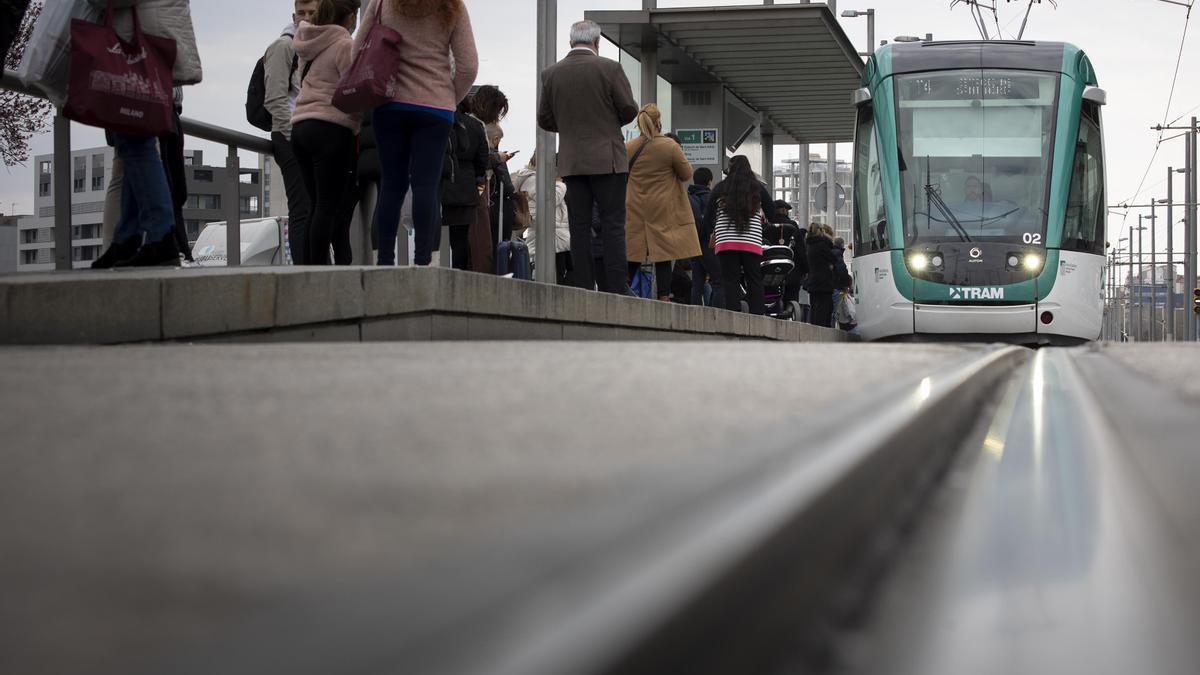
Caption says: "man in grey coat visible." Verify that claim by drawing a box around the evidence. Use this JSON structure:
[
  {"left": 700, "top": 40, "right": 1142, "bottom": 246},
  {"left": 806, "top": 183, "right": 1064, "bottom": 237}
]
[
  {"left": 262, "top": 0, "right": 316, "bottom": 263},
  {"left": 537, "top": 19, "right": 639, "bottom": 294}
]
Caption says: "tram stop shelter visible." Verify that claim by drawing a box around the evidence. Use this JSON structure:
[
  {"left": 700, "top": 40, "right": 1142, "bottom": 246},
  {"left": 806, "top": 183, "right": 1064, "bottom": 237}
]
[{"left": 584, "top": 2, "right": 864, "bottom": 228}]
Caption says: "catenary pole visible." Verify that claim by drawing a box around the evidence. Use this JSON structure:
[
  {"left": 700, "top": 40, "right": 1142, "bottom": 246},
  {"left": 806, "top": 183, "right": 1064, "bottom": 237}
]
[
  {"left": 1167, "top": 167, "right": 1175, "bottom": 341},
  {"left": 1191, "top": 120, "right": 1199, "bottom": 340},
  {"left": 1180, "top": 131, "right": 1190, "bottom": 338},
  {"left": 1137, "top": 215, "right": 1144, "bottom": 341},
  {"left": 1151, "top": 200, "right": 1157, "bottom": 341},
  {"left": 535, "top": 0, "right": 558, "bottom": 283}
]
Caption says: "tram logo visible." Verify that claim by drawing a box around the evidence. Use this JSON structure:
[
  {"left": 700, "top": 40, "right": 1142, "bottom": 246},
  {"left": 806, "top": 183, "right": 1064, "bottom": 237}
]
[
  {"left": 969, "top": 247, "right": 983, "bottom": 260},
  {"left": 949, "top": 286, "right": 1005, "bottom": 301}
]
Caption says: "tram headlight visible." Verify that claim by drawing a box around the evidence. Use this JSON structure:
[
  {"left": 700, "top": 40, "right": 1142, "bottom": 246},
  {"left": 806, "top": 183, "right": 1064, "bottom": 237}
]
[
  {"left": 909, "top": 253, "right": 930, "bottom": 271},
  {"left": 1007, "top": 255, "right": 1021, "bottom": 268},
  {"left": 1023, "top": 253, "right": 1043, "bottom": 271},
  {"left": 931, "top": 254, "right": 944, "bottom": 269}
]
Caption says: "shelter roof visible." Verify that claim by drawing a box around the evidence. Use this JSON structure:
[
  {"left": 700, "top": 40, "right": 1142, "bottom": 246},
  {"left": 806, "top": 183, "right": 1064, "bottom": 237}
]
[{"left": 586, "top": 4, "right": 865, "bottom": 143}]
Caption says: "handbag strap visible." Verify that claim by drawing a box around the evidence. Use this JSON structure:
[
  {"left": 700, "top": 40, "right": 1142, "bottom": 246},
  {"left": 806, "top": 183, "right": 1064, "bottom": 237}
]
[
  {"left": 628, "top": 137, "right": 651, "bottom": 172},
  {"left": 102, "top": 1, "right": 144, "bottom": 45}
]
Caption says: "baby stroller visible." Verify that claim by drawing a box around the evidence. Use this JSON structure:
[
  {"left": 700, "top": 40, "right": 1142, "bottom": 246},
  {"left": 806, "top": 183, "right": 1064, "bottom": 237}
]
[{"left": 760, "top": 222, "right": 805, "bottom": 320}]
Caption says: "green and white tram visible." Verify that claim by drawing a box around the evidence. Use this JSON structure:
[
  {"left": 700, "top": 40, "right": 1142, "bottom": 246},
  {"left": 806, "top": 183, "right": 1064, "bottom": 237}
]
[{"left": 851, "top": 41, "right": 1107, "bottom": 345}]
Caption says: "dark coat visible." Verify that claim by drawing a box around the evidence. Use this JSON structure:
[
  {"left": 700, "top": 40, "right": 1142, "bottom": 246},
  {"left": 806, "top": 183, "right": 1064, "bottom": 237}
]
[
  {"left": 490, "top": 155, "right": 516, "bottom": 235},
  {"left": 688, "top": 184, "right": 712, "bottom": 240},
  {"left": 442, "top": 111, "right": 488, "bottom": 208},
  {"left": 805, "top": 234, "right": 840, "bottom": 294},
  {"left": 537, "top": 49, "right": 638, "bottom": 177},
  {"left": 357, "top": 117, "right": 379, "bottom": 183}
]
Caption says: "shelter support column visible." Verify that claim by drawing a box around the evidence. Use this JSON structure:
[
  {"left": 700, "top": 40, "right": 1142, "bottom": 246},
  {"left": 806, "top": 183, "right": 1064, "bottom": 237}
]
[
  {"left": 798, "top": 145, "right": 810, "bottom": 228},
  {"left": 535, "top": 0, "right": 558, "bottom": 284},
  {"left": 827, "top": 143, "right": 837, "bottom": 233},
  {"left": 762, "top": 131, "right": 774, "bottom": 196},
  {"left": 641, "top": 46, "right": 657, "bottom": 107}
]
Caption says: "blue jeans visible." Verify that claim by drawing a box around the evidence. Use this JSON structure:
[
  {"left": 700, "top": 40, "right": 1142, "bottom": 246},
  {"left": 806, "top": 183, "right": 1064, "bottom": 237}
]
[
  {"left": 111, "top": 133, "right": 173, "bottom": 245},
  {"left": 372, "top": 108, "right": 452, "bottom": 265}
]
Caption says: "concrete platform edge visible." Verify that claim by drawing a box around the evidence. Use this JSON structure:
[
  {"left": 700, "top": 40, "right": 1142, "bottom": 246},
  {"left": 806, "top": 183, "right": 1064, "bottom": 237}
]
[{"left": 0, "top": 266, "right": 850, "bottom": 344}]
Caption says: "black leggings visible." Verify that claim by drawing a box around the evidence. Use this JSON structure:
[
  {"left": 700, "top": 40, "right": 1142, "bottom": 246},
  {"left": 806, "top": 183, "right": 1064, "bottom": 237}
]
[
  {"left": 291, "top": 119, "right": 357, "bottom": 266},
  {"left": 629, "top": 260, "right": 674, "bottom": 299},
  {"left": 719, "top": 250, "right": 764, "bottom": 315},
  {"left": 810, "top": 291, "right": 834, "bottom": 328},
  {"left": 448, "top": 225, "right": 470, "bottom": 271}
]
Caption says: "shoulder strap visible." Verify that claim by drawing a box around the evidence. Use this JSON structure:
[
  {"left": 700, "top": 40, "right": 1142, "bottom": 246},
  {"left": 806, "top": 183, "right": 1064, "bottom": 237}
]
[
  {"left": 300, "top": 60, "right": 314, "bottom": 84},
  {"left": 628, "top": 138, "right": 651, "bottom": 172}
]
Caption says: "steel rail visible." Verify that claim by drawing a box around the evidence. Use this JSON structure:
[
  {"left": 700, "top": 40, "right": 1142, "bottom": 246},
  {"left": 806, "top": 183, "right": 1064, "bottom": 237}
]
[
  {"left": 835, "top": 347, "right": 1200, "bottom": 674},
  {"left": 164, "top": 345, "right": 1030, "bottom": 675}
]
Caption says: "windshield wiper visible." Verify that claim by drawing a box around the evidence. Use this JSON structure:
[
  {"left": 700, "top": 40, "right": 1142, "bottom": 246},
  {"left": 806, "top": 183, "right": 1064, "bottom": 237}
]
[{"left": 924, "top": 183, "right": 973, "bottom": 243}]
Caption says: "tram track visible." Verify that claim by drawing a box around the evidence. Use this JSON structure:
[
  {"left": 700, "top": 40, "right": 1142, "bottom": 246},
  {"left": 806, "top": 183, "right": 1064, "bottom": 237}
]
[{"left": 168, "top": 346, "right": 1032, "bottom": 675}]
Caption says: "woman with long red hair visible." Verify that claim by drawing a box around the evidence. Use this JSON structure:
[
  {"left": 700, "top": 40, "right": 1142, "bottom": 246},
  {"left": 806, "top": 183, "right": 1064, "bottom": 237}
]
[{"left": 358, "top": 0, "right": 478, "bottom": 266}]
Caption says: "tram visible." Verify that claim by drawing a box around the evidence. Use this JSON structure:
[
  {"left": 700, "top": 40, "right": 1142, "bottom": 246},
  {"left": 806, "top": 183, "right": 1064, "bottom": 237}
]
[{"left": 851, "top": 41, "right": 1107, "bottom": 345}]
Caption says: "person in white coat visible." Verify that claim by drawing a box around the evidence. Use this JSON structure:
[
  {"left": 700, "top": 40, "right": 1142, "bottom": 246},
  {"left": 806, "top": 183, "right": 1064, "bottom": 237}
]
[{"left": 513, "top": 154, "right": 572, "bottom": 283}]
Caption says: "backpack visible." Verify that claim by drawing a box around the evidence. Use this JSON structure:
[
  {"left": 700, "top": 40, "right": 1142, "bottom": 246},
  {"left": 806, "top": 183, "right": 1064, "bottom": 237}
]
[{"left": 246, "top": 51, "right": 297, "bottom": 132}]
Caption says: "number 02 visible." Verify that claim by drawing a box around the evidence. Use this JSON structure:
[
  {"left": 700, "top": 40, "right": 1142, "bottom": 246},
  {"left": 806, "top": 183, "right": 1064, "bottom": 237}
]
[{"left": 1023, "top": 233, "right": 1043, "bottom": 245}]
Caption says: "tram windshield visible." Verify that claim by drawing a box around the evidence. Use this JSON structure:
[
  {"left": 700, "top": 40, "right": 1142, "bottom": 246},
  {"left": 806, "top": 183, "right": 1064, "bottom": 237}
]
[{"left": 896, "top": 70, "right": 1059, "bottom": 247}]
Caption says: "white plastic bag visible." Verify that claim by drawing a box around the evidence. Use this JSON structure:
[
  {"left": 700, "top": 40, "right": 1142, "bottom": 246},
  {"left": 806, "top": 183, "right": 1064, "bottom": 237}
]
[
  {"left": 835, "top": 291, "right": 857, "bottom": 326},
  {"left": 16, "top": 0, "right": 101, "bottom": 107}
]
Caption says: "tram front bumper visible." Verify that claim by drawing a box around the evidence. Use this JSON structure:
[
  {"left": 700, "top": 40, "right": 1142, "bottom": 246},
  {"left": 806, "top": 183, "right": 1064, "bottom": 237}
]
[{"left": 914, "top": 303, "right": 1038, "bottom": 336}]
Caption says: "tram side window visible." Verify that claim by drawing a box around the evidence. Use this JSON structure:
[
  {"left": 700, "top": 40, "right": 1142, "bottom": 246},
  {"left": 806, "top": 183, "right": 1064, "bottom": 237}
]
[
  {"left": 853, "top": 106, "right": 887, "bottom": 256},
  {"left": 1063, "top": 104, "right": 1105, "bottom": 255}
]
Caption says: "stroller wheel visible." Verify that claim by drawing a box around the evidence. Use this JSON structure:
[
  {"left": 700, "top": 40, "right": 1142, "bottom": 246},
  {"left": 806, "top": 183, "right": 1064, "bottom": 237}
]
[
  {"left": 789, "top": 301, "right": 804, "bottom": 322},
  {"left": 740, "top": 300, "right": 750, "bottom": 313}
]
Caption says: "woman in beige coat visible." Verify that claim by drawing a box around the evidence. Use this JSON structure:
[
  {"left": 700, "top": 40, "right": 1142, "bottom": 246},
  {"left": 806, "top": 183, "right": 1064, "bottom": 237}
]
[{"left": 625, "top": 104, "right": 701, "bottom": 301}]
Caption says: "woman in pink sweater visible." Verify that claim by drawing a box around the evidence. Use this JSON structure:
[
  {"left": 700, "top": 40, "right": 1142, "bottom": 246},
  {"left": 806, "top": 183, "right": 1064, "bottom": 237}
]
[
  {"left": 291, "top": 0, "right": 362, "bottom": 265},
  {"left": 357, "top": 0, "right": 478, "bottom": 266}
]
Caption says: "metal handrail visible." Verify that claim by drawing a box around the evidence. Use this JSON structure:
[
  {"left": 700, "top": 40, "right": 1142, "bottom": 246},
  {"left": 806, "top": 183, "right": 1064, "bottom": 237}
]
[{"left": 2, "top": 69, "right": 273, "bottom": 267}]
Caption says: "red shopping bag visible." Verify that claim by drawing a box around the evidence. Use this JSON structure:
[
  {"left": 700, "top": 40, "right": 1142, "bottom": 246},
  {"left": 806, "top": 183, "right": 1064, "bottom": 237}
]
[
  {"left": 64, "top": 0, "right": 176, "bottom": 137},
  {"left": 332, "top": 0, "right": 403, "bottom": 113}
]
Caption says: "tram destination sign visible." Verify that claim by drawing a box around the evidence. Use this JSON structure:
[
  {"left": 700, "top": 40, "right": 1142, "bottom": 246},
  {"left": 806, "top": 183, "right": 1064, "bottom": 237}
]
[{"left": 902, "top": 74, "right": 1044, "bottom": 101}]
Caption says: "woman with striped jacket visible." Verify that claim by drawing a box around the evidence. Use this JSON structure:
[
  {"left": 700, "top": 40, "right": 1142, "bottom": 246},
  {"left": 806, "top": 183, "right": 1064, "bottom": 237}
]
[{"left": 711, "top": 155, "right": 766, "bottom": 315}]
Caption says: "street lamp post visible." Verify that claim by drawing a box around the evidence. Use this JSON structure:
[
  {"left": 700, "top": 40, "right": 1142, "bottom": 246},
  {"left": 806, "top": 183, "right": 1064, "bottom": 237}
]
[{"left": 841, "top": 9, "right": 875, "bottom": 57}]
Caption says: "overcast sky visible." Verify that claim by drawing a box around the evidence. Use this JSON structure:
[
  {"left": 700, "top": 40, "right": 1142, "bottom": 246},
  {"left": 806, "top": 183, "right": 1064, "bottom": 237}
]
[{"left": 1, "top": 0, "right": 1195, "bottom": 249}]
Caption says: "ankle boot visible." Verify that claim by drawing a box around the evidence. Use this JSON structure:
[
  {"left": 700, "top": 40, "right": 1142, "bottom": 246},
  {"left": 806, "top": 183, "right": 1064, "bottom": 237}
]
[
  {"left": 91, "top": 239, "right": 141, "bottom": 269},
  {"left": 114, "top": 237, "right": 181, "bottom": 268}
]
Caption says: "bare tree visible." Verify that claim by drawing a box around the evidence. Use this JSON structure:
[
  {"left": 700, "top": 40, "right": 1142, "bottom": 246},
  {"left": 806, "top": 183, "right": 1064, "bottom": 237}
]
[{"left": 1, "top": 1, "right": 53, "bottom": 167}]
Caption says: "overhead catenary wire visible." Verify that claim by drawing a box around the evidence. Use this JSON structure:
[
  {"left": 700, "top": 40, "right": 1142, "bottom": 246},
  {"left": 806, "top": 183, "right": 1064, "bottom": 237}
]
[{"left": 1117, "top": 0, "right": 1193, "bottom": 236}]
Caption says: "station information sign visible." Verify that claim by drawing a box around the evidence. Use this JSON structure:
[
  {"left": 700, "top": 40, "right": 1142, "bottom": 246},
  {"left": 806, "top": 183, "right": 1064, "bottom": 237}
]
[{"left": 677, "top": 128, "right": 720, "bottom": 165}]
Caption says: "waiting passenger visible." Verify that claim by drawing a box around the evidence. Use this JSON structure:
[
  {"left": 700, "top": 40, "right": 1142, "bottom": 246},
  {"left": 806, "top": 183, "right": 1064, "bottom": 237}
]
[
  {"left": 537, "top": 19, "right": 639, "bottom": 294},
  {"left": 624, "top": 104, "right": 701, "bottom": 301},
  {"left": 365, "top": 0, "right": 478, "bottom": 266},
  {"left": 291, "top": 0, "right": 362, "bottom": 266},
  {"left": 712, "top": 155, "right": 766, "bottom": 315},
  {"left": 806, "top": 223, "right": 839, "bottom": 328}
]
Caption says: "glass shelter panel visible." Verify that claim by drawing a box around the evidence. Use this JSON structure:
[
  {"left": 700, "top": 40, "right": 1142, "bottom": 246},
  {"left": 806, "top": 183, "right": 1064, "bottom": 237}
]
[{"left": 895, "top": 70, "right": 1059, "bottom": 247}]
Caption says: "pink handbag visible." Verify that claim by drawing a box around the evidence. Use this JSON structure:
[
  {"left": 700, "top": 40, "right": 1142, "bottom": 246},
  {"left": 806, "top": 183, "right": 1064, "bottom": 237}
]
[
  {"left": 332, "top": 0, "right": 403, "bottom": 113},
  {"left": 64, "top": 0, "right": 176, "bottom": 137}
]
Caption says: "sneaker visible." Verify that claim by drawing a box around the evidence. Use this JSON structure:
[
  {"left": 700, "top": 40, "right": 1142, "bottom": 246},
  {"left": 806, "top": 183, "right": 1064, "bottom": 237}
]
[
  {"left": 91, "top": 239, "right": 140, "bottom": 269},
  {"left": 114, "top": 237, "right": 182, "bottom": 268}
]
